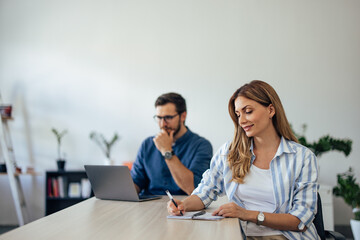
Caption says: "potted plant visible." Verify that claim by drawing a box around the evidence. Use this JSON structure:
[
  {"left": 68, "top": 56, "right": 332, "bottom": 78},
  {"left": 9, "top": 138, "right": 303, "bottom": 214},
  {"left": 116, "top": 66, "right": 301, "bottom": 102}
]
[
  {"left": 51, "top": 128, "right": 68, "bottom": 171},
  {"left": 89, "top": 131, "right": 120, "bottom": 165},
  {"left": 333, "top": 167, "right": 360, "bottom": 240},
  {"left": 293, "top": 124, "right": 354, "bottom": 234},
  {"left": 293, "top": 124, "right": 352, "bottom": 157}
]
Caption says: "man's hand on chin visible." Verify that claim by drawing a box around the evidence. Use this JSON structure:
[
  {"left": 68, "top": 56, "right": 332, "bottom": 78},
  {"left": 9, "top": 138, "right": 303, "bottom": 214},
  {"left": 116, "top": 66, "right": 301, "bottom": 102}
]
[{"left": 153, "top": 129, "right": 174, "bottom": 154}]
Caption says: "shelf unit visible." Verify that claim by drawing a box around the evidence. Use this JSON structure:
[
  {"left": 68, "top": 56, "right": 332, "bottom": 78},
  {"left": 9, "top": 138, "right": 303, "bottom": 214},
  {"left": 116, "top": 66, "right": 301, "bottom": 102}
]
[{"left": 45, "top": 170, "right": 93, "bottom": 215}]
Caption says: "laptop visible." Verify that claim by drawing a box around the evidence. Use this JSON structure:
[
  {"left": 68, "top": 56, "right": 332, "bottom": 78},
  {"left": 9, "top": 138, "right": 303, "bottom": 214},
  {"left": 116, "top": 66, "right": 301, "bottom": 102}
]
[{"left": 84, "top": 165, "right": 161, "bottom": 202}]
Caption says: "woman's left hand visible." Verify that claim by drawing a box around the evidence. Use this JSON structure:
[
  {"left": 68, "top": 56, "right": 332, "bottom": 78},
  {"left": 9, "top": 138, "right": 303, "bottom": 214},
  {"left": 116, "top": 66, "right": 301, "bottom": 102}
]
[{"left": 212, "top": 202, "right": 248, "bottom": 219}]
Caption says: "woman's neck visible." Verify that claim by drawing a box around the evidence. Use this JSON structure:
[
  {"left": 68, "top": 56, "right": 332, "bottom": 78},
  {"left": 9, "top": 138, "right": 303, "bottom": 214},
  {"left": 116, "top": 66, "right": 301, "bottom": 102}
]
[
  {"left": 253, "top": 127, "right": 281, "bottom": 152},
  {"left": 252, "top": 128, "right": 281, "bottom": 169}
]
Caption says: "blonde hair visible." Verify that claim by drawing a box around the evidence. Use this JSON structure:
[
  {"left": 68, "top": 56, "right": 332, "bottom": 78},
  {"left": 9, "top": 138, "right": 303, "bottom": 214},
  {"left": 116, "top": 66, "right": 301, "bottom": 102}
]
[{"left": 227, "top": 80, "right": 298, "bottom": 183}]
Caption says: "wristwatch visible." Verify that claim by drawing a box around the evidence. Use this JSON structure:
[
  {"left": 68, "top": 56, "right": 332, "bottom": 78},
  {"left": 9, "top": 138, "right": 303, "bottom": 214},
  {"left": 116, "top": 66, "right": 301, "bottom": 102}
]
[
  {"left": 163, "top": 150, "right": 175, "bottom": 160},
  {"left": 256, "top": 211, "right": 265, "bottom": 225}
]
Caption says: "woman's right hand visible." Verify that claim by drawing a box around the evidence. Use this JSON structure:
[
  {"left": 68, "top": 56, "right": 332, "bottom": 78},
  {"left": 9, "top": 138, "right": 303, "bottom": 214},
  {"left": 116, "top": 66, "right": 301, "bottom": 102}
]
[{"left": 167, "top": 198, "right": 184, "bottom": 215}]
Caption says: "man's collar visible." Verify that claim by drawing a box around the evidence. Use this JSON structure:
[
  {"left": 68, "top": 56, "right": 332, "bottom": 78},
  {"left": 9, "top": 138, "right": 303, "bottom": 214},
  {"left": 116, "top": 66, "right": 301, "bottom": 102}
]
[{"left": 174, "top": 126, "right": 191, "bottom": 145}]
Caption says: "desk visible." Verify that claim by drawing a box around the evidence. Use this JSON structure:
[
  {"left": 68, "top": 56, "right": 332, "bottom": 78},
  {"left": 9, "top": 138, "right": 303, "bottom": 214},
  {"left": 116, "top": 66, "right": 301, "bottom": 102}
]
[{"left": 0, "top": 196, "right": 241, "bottom": 240}]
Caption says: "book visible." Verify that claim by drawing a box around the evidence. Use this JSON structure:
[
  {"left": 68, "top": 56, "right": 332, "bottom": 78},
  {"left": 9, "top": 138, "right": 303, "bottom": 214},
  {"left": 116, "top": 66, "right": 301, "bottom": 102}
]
[
  {"left": 167, "top": 211, "right": 224, "bottom": 221},
  {"left": 68, "top": 182, "right": 81, "bottom": 198},
  {"left": 58, "top": 176, "right": 64, "bottom": 198},
  {"left": 62, "top": 177, "right": 68, "bottom": 198},
  {"left": 47, "top": 178, "right": 53, "bottom": 197},
  {"left": 52, "top": 178, "right": 59, "bottom": 197},
  {"left": 81, "top": 178, "right": 92, "bottom": 198}
]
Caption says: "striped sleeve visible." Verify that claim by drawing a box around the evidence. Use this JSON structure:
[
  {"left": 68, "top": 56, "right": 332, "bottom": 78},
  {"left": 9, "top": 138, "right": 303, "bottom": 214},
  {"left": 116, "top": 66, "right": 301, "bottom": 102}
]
[
  {"left": 288, "top": 148, "right": 319, "bottom": 230},
  {"left": 192, "top": 143, "right": 227, "bottom": 207}
]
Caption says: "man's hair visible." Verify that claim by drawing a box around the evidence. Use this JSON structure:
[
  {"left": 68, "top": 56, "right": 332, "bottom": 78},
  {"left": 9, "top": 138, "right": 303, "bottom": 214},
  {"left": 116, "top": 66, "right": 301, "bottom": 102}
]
[{"left": 155, "top": 92, "right": 187, "bottom": 113}]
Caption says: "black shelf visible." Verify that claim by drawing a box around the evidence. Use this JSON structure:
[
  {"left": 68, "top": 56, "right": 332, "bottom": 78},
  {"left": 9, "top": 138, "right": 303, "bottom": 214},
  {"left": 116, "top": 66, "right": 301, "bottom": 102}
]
[
  {"left": 46, "top": 197, "right": 89, "bottom": 202},
  {"left": 45, "top": 170, "right": 93, "bottom": 215}
]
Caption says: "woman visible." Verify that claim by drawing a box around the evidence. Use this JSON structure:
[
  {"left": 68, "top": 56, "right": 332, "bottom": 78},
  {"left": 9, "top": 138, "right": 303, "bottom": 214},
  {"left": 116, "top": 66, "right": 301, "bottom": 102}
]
[{"left": 167, "top": 80, "right": 319, "bottom": 239}]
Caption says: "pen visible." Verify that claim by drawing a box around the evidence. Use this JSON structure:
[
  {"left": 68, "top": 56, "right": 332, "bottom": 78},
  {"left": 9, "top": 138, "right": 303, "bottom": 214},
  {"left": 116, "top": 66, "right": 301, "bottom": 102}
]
[
  {"left": 165, "top": 190, "right": 183, "bottom": 216},
  {"left": 191, "top": 210, "right": 206, "bottom": 219}
]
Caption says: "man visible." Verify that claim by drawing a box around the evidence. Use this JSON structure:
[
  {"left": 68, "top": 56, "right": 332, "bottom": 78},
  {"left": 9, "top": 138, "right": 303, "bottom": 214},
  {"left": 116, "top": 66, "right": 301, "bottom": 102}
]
[{"left": 130, "top": 92, "right": 213, "bottom": 195}]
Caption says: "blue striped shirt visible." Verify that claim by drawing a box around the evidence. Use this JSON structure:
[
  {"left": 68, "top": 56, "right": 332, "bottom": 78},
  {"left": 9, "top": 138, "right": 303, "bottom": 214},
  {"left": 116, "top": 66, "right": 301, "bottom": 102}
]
[{"left": 192, "top": 137, "right": 320, "bottom": 240}]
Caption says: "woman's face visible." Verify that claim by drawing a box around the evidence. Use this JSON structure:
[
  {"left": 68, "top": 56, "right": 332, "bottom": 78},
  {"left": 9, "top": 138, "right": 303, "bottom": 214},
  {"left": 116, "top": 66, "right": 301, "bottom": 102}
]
[{"left": 234, "top": 96, "right": 275, "bottom": 138}]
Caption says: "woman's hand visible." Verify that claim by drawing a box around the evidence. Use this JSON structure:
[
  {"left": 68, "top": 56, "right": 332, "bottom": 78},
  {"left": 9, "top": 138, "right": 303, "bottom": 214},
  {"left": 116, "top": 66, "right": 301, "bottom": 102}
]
[
  {"left": 212, "top": 202, "right": 249, "bottom": 219},
  {"left": 167, "top": 198, "right": 185, "bottom": 216}
]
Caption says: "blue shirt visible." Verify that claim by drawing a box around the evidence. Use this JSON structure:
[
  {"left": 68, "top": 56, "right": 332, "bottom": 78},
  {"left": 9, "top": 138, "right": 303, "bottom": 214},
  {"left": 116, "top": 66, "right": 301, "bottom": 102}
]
[
  {"left": 131, "top": 128, "right": 213, "bottom": 195},
  {"left": 192, "top": 137, "right": 319, "bottom": 240}
]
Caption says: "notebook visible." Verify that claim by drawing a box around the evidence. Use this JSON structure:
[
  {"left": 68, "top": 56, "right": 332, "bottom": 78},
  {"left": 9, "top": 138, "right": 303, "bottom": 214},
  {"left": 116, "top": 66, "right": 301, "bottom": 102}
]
[{"left": 84, "top": 165, "right": 161, "bottom": 202}]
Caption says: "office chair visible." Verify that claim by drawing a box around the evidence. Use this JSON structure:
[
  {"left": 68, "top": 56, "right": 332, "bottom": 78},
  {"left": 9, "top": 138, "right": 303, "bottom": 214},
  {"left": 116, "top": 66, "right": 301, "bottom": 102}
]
[{"left": 314, "top": 193, "right": 346, "bottom": 240}]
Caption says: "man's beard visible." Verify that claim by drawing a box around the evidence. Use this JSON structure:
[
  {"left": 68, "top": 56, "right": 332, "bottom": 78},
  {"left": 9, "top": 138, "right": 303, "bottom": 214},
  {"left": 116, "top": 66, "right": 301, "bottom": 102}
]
[{"left": 163, "top": 118, "right": 181, "bottom": 137}]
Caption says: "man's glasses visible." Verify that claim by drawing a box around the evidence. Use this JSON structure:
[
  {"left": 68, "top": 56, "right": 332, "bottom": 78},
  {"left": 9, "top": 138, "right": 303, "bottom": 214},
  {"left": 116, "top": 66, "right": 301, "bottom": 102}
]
[{"left": 153, "top": 114, "right": 179, "bottom": 123}]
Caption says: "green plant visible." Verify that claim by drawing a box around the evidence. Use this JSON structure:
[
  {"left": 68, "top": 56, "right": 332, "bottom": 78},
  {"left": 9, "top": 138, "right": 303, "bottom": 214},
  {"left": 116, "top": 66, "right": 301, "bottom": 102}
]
[
  {"left": 51, "top": 128, "right": 68, "bottom": 160},
  {"left": 89, "top": 131, "right": 120, "bottom": 159},
  {"left": 333, "top": 167, "right": 360, "bottom": 220},
  {"left": 293, "top": 124, "right": 352, "bottom": 157}
]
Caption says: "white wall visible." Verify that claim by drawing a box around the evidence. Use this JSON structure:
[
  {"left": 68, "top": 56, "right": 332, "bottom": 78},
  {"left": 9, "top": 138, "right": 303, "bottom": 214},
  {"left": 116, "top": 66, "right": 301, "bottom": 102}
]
[{"left": 0, "top": 0, "right": 359, "bottom": 225}]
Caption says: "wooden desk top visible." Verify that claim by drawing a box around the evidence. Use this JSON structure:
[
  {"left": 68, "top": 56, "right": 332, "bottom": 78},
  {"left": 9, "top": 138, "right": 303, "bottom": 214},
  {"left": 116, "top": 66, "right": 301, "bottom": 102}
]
[{"left": 0, "top": 196, "right": 241, "bottom": 240}]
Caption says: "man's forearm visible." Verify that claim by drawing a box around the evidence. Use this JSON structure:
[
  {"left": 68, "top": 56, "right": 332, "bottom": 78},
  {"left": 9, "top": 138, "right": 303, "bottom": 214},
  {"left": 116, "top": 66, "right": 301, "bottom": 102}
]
[{"left": 165, "top": 156, "right": 195, "bottom": 195}]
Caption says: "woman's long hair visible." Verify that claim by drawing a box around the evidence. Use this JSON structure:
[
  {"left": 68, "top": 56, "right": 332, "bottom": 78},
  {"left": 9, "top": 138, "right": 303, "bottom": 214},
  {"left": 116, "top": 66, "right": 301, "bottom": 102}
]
[{"left": 228, "top": 80, "right": 298, "bottom": 183}]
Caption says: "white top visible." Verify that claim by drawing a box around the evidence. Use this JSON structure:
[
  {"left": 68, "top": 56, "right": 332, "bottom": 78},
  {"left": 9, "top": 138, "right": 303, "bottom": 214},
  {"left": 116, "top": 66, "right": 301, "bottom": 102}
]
[{"left": 236, "top": 164, "right": 282, "bottom": 236}]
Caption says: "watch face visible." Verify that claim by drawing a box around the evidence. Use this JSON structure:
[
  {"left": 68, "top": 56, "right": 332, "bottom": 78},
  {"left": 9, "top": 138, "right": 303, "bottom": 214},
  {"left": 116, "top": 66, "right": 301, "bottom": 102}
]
[
  {"left": 257, "top": 212, "right": 265, "bottom": 225},
  {"left": 164, "top": 151, "right": 173, "bottom": 159},
  {"left": 257, "top": 212, "right": 265, "bottom": 224}
]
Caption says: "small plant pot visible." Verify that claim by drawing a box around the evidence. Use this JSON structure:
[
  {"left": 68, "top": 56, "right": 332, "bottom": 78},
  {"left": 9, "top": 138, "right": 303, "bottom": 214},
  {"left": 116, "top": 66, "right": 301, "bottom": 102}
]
[
  {"left": 0, "top": 163, "right": 7, "bottom": 173},
  {"left": 351, "top": 219, "right": 360, "bottom": 240},
  {"left": 56, "top": 160, "right": 66, "bottom": 171},
  {"left": 103, "top": 158, "right": 115, "bottom": 165}
]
